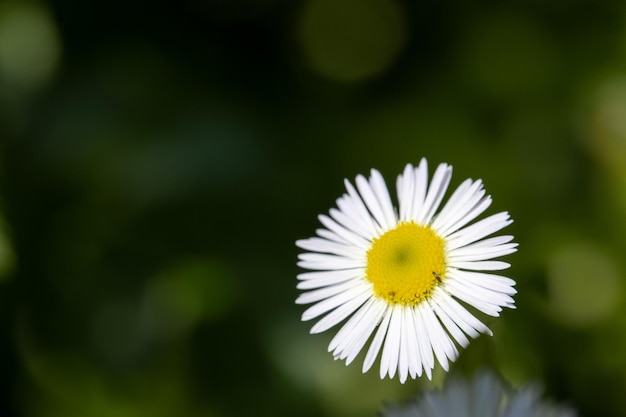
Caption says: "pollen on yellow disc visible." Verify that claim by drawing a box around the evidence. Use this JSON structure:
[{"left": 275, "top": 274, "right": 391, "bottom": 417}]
[{"left": 365, "top": 222, "right": 446, "bottom": 306}]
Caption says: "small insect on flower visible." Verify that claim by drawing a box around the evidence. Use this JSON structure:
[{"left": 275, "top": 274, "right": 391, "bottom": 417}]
[{"left": 295, "top": 158, "right": 517, "bottom": 383}]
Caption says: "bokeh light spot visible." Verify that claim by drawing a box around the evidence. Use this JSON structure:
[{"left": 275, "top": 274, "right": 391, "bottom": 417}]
[
  {"left": 588, "top": 77, "right": 626, "bottom": 166},
  {"left": 144, "top": 258, "right": 238, "bottom": 333},
  {"left": 586, "top": 76, "right": 626, "bottom": 216},
  {"left": 547, "top": 241, "right": 621, "bottom": 327},
  {"left": 0, "top": 1, "right": 61, "bottom": 91},
  {"left": 0, "top": 214, "right": 15, "bottom": 281},
  {"left": 297, "top": 0, "right": 406, "bottom": 83}
]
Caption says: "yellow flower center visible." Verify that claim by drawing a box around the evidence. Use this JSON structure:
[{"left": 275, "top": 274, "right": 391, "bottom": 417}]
[{"left": 365, "top": 222, "right": 446, "bottom": 306}]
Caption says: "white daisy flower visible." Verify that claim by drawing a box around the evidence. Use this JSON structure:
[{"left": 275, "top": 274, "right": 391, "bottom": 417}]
[{"left": 295, "top": 158, "right": 517, "bottom": 383}]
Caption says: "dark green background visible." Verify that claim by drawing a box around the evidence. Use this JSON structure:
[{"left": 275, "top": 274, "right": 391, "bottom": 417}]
[{"left": 1, "top": 0, "right": 626, "bottom": 416}]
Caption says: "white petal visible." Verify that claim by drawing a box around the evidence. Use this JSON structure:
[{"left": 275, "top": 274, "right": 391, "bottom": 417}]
[
  {"left": 448, "top": 276, "right": 514, "bottom": 306},
  {"left": 433, "top": 291, "right": 492, "bottom": 337},
  {"left": 344, "top": 179, "right": 384, "bottom": 236},
  {"left": 398, "top": 308, "right": 411, "bottom": 383},
  {"left": 334, "top": 199, "right": 378, "bottom": 241},
  {"left": 440, "top": 196, "right": 493, "bottom": 238},
  {"left": 409, "top": 158, "right": 429, "bottom": 221},
  {"left": 437, "top": 195, "right": 493, "bottom": 238},
  {"left": 446, "top": 212, "right": 513, "bottom": 250},
  {"left": 363, "top": 307, "right": 392, "bottom": 373},
  {"left": 329, "top": 297, "right": 376, "bottom": 353},
  {"left": 430, "top": 297, "right": 470, "bottom": 347},
  {"left": 445, "top": 274, "right": 516, "bottom": 313},
  {"left": 342, "top": 300, "right": 387, "bottom": 365},
  {"left": 314, "top": 228, "right": 349, "bottom": 245},
  {"left": 431, "top": 178, "right": 501, "bottom": 237},
  {"left": 318, "top": 214, "right": 370, "bottom": 249},
  {"left": 302, "top": 283, "right": 371, "bottom": 321},
  {"left": 380, "top": 305, "right": 402, "bottom": 379},
  {"left": 297, "top": 253, "right": 364, "bottom": 270},
  {"left": 369, "top": 169, "right": 397, "bottom": 229},
  {"left": 310, "top": 289, "right": 371, "bottom": 333},
  {"left": 296, "top": 237, "right": 365, "bottom": 259},
  {"left": 420, "top": 301, "right": 458, "bottom": 370},
  {"left": 416, "top": 162, "right": 452, "bottom": 224},
  {"left": 431, "top": 178, "right": 478, "bottom": 230},
  {"left": 415, "top": 305, "right": 435, "bottom": 379},
  {"left": 448, "top": 269, "right": 517, "bottom": 295},
  {"left": 447, "top": 243, "right": 518, "bottom": 262},
  {"left": 459, "top": 235, "right": 515, "bottom": 249},
  {"left": 356, "top": 173, "right": 392, "bottom": 231},
  {"left": 449, "top": 260, "right": 511, "bottom": 271},
  {"left": 444, "top": 279, "right": 505, "bottom": 316},
  {"left": 296, "top": 279, "right": 363, "bottom": 305},
  {"left": 403, "top": 306, "right": 422, "bottom": 379},
  {"left": 297, "top": 273, "right": 362, "bottom": 290},
  {"left": 397, "top": 163, "right": 416, "bottom": 222}
]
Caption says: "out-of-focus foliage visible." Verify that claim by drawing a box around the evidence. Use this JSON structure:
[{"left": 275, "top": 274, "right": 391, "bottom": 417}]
[
  {"left": 0, "top": 210, "right": 15, "bottom": 281},
  {"left": 1, "top": 0, "right": 626, "bottom": 416}
]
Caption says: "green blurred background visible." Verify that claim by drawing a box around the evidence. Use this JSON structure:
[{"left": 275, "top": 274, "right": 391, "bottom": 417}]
[{"left": 1, "top": 0, "right": 626, "bottom": 416}]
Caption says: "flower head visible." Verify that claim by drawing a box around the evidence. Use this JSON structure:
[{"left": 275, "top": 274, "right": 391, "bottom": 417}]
[
  {"left": 381, "top": 371, "right": 577, "bottom": 417},
  {"left": 295, "top": 158, "right": 517, "bottom": 382}
]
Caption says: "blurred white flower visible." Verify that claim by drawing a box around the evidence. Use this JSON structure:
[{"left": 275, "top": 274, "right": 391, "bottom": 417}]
[
  {"left": 296, "top": 158, "right": 517, "bottom": 382},
  {"left": 381, "top": 371, "right": 577, "bottom": 417}
]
